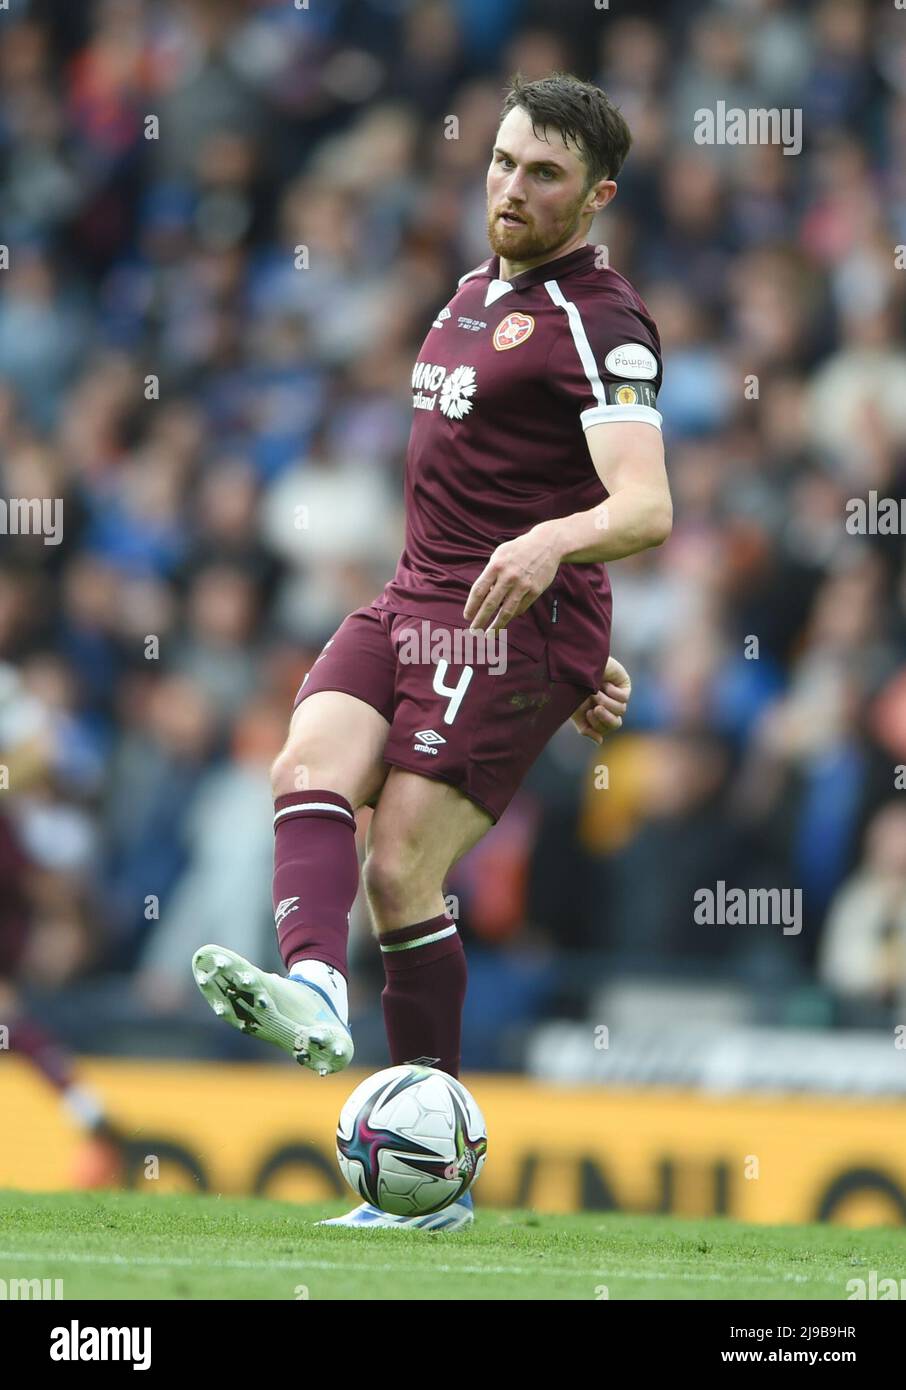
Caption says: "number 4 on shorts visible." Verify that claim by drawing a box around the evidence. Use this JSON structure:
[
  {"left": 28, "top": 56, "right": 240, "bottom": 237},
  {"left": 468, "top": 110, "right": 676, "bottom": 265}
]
[{"left": 433, "top": 659, "right": 474, "bottom": 724}]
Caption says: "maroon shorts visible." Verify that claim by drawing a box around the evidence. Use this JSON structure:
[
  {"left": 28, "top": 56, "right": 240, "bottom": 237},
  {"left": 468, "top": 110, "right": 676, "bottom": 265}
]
[{"left": 293, "top": 604, "right": 592, "bottom": 822}]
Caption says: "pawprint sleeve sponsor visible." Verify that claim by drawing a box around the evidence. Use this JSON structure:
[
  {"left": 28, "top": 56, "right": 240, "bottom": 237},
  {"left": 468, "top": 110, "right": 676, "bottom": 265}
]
[{"left": 544, "top": 288, "right": 663, "bottom": 432}]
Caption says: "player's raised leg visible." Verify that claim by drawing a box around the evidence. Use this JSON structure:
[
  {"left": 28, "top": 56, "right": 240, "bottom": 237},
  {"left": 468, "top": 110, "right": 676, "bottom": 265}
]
[{"left": 193, "top": 688, "right": 390, "bottom": 1075}]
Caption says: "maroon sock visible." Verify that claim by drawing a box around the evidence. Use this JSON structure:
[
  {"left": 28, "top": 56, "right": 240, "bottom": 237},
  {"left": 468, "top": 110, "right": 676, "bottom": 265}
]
[
  {"left": 273, "top": 791, "right": 359, "bottom": 976},
  {"left": 380, "top": 913, "right": 467, "bottom": 1078},
  {"left": 10, "top": 1015, "right": 76, "bottom": 1091}
]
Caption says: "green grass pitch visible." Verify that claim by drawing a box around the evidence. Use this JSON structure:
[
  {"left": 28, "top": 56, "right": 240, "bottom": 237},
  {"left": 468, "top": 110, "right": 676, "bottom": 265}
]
[{"left": 1, "top": 1191, "right": 902, "bottom": 1300}]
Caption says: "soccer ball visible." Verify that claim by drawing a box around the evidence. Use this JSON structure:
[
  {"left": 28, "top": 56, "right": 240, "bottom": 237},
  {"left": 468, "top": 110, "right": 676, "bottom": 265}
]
[{"left": 336, "top": 1064, "right": 488, "bottom": 1216}]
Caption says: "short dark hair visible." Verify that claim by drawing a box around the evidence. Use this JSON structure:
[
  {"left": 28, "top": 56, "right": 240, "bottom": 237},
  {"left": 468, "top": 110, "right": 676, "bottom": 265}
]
[{"left": 500, "top": 72, "right": 632, "bottom": 187}]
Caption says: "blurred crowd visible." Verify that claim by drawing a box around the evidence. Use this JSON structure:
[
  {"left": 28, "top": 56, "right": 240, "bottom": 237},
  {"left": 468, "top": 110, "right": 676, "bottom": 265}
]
[{"left": 1, "top": 0, "right": 905, "bottom": 1067}]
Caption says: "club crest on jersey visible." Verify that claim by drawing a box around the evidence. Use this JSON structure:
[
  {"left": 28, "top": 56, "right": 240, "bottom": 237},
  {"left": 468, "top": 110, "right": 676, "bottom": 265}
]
[{"left": 493, "top": 312, "right": 534, "bottom": 351}]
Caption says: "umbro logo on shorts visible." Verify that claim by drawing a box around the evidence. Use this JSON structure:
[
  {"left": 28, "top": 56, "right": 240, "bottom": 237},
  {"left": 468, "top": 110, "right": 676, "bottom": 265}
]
[{"left": 413, "top": 729, "right": 446, "bottom": 756}]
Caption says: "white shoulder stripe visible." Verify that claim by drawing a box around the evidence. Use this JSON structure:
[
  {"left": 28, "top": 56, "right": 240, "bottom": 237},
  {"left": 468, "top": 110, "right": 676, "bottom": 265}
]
[{"left": 544, "top": 278, "right": 607, "bottom": 411}]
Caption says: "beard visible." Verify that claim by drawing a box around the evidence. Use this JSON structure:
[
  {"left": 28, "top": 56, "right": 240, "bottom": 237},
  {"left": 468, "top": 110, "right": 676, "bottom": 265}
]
[{"left": 485, "top": 189, "right": 588, "bottom": 262}]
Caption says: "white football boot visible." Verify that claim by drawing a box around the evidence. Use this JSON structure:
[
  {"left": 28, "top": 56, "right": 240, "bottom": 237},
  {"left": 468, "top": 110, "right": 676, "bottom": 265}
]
[
  {"left": 192, "top": 944, "right": 353, "bottom": 1076},
  {"left": 317, "top": 1190, "right": 474, "bottom": 1231}
]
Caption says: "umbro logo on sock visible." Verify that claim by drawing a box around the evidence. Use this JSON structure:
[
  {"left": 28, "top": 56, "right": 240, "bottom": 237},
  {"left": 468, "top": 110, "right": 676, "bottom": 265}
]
[{"left": 275, "top": 897, "right": 300, "bottom": 927}]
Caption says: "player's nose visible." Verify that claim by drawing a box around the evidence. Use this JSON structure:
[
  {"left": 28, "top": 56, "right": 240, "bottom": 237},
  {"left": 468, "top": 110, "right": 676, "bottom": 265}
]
[{"left": 500, "top": 169, "right": 527, "bottom": 202}]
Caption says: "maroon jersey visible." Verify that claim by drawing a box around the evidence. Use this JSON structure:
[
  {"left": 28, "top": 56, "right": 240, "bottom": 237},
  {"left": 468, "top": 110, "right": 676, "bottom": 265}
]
[{"left": 373, "top": 242, "right": 663, "bottom": 688}]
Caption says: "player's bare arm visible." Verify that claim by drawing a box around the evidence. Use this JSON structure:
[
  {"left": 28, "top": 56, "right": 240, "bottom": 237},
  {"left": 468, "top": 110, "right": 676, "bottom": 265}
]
[
  {"left": 463, "top": 421, "right": 671, "bottom": 634},
  {"left": 549, "top": 421, "right": 672, "bottom": 563}
]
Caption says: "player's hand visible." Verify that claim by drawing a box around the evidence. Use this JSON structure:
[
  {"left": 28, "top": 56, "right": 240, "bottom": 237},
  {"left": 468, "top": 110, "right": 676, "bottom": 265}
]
[
  {"left": 571, "top": 655, "right": 631, "bottom": 743},
  {"left": 463, "top": 525, "right": 561, "bottom": 633}
]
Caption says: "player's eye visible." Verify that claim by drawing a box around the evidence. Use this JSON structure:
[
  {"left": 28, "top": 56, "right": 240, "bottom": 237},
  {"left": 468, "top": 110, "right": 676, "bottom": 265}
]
[{"left": 537, "top": 168, "right": 555, "bottom": 180}]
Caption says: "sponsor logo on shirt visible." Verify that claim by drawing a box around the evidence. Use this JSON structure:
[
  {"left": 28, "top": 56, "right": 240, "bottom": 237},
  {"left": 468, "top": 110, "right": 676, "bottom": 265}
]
[
  {"left": 411, "top": 362, "right": 477, "bottom": 419},
  {"left": 603, "top": 343, "right": 658, "bottom": 379},
  {"left": 493, "top": 311, "right": 535, "bottom": 351},
  {"left": 432, "top": 306, "right": 452, "bottom": 329}
]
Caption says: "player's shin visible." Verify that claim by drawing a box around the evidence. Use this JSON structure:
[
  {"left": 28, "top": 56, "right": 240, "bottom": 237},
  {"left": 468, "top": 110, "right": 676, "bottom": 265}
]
[{"left": 379, "top": 913, "right": 467, "bottom": 1078}]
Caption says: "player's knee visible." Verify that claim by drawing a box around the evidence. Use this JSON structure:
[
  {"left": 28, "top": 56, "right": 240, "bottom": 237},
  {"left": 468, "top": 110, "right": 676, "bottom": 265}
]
[
  {"left": 270, "top": 742, "right": 302, "bottom": 796},
  {"left": 362, "top": 850, "right": 404, "bottom": 917},
  {"left": 270, "top": 737, "right": 330, "bottom": 797},
  {"left": 362, "top": 848, "right": 425, "bottom": 921},
  {"left": 271, "top": 733, "right": 377, "bottom": 806}
]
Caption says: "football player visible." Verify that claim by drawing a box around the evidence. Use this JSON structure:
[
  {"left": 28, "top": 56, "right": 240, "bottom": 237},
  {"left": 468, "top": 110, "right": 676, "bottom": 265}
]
[{"left": 194, "top": 72, "right": 671, "bottom": 1230}]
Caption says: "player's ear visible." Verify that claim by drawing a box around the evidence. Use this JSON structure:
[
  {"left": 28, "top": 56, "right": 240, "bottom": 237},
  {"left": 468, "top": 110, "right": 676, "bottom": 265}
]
[{"left": 590, "top": 179, "right": 617, "bottom": 214}]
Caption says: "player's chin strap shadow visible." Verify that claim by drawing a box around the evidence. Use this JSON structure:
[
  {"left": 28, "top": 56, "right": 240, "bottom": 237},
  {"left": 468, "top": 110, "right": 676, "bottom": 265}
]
[{"left": 404, "top": 1056, "right": 442, "bottom": 1067}]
